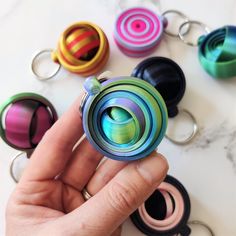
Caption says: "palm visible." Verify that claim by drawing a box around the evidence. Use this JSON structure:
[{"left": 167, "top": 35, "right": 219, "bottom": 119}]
[{"left": 9, "top": 179, "right": 84, "bottom": 220}]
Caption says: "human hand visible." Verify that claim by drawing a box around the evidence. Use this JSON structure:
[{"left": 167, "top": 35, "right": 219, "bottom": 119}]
[{"left": 6, "top": 97, "right": 168, "bottom": 236}]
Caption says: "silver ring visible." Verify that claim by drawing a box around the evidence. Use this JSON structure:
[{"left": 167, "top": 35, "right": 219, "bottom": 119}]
[
  {"left": 165, "top": 109, "right": 198, "bottom": 145},
  {"left": 9, "top": 152, "right": 29, "bottom": 183},
  {"left": 31, "top": 49, "right": 61, "bottom": 81},
  {"left": 82, "top": 188, "right": 92, "bottom": 201},
  {"left": 188, "top": 220, "right": 215, "bottom": 236},
  {"left": 97, "top": 71, "right": 112, "bottom": 81},
  {"left": 162, "top": 10, "right": 190, "bottom": 37},
  {"left": 79, "top": 92, "right": 89, "bottom": 117},
  {"left": 178, "top": 20, "right": 210, "bottom": 47}
]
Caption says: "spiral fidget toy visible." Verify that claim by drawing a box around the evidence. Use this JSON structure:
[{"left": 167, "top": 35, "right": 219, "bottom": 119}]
[
  {"left": 132, "top": 57, "right": 186, "bottom": 118},
  {"left": 80, "top": 76, "right": 168, "bottom": 161},
  {"left": 130, "top": 175, "right": 191, "bottom": 236},
  {"left": 114, "top": 7, "right": 166, "bottom": 57},
  {"left": 0, "top": 93, "right": 57, "bottom": 150},
  {"left": 198, "top": 25, "right": 236, "bottom": 78},
  {"left": 50, "top": 22, "right": 109, "bottom": 76}
]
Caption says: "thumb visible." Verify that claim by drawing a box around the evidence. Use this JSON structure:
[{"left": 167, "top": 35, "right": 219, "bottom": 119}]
[{"left": 63, "top": 152, "right": 168, "bottom": 236}]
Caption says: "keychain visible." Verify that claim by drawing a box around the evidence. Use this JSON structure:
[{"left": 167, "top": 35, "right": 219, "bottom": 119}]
[
  {"left": 0, "top": 93, "right": 57, "bottom": 182},
  {"left": 113, "top": 7, "right": 189, "bottom": 57},
  {"left": 132, "top": 57, "right": 198, "bottom": 145},
  {"left": 31, "top": 22, "right": 109, "bottom": 80},
  {"left": 162, "top": 10, "right": 236, "bottom": 79},
  {"left": 80, "top": 76, "right": 168, "bottom": 161},
  {"left": 114, "top": 7, "right": 166, "bottom": 57},
  {"left": 130, "top": 175, "right": 215, "bottom": 236}
]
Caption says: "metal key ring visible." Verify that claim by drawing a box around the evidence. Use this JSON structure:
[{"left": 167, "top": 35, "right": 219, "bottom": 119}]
[
  {"left": 31, "top": 49, "right": 61, "bottom": 81},
  {"left": 79, "top": 92, "right": 89, "bottom": 117},
  {"left": 187, "top": 220, "right": 215, "bottom": 236},
  {"left": 9, "top": 151, "right": 31, "bottom": 183},
  {"left": 178, "top": 20, "right": 210, "bottom": 47},
  {"left": 162, "top": 10, "right": 190, "bottom": 37},
  {"left": 165, "top": 109, "right": 198, "bottom": 145}
]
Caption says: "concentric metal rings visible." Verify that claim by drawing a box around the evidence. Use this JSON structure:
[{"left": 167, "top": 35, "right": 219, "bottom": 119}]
[
  {"left": 0, "top": 93, "right": 57, "bottom": 150},
  {"left": 130, "top": 175, "right": 191, "bottom": 235},
  {"left": 162, "top": 10, "right": 189, "bottom": 37},
  {"left": 31, "top": 49, "right": 61, "bottom": 80},
  {"left": 114, "top": 7, "right": 165, "bottom": 57},
  {"left": 81, "top": 76, "right": 168, "bottom": 161},
  {"left": 198, "top": 25, "right": 236, "bottom": 78},
  {"left": 179, "top": 20, "right": 210, "bottom": 47},
  {"left": 51, "top": 22, "right": 109, "bottom": 76},
  {"left": 165, "top": 109, "right": 198, "bottom": 145}
]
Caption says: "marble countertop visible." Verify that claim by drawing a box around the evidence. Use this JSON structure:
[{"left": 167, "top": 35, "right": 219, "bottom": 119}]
[{"left": 0, "top": 0, "right": 236, "bottom": 235}]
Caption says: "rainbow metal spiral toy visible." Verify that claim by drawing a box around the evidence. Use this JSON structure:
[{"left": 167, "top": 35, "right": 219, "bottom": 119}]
[
  {"left": 51, "top": 22, "right": 110, "bottom": 76},
  {"left": 198, "top": 25, "right": 236, "bottom": 78},
  {"left": 0, "top": 93, "right": 57, "bottom": 150},
  {"left": 81, "top": 76, "right": 168, "bottom": 161}
]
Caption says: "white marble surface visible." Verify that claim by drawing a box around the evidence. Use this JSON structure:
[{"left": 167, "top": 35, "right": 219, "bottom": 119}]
[{"left": 0, "top": 0, "right": 236, "bottom": 235}]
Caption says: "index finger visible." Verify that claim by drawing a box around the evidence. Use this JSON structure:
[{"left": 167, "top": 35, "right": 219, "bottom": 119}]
[{"left": 21, "top": 96, "right": 84, "bottom": 182}]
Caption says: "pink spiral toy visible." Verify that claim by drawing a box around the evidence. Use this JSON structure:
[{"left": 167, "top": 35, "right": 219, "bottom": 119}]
[
  {"left": 114, "top": 7, "right": 166, "bottom": 57},
  {"left": 130, "top": 175, "right": 191, "bottom": 235}
]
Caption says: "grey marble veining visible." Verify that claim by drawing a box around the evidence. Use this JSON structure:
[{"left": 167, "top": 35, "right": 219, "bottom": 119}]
[
  {"left": 185, "top": 122, "right": 236, "bottom": 173},
  {"left": 0, "top": 0, "right": 236, "bottom": 235},
  {"left": 0, "top": 0, "right": 21, "bottom": 23}
]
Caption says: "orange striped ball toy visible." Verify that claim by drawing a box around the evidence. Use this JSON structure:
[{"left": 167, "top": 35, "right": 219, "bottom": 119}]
[{"left": 51, "top": 22, "right": 109, "bottom": 76}]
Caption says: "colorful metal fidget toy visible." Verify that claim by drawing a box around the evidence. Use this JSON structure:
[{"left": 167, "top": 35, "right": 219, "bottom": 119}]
[
  {"left": 114, "top": 7, "right": 167, "bottom": 57},
  {"left": 32, "top": 22, "right": 110, "bottom": 80},
  {"left": 173, "top": 12, "right": 236, "bottom": 79},
  {"left": 0, "top": 93, "right": 57, "bottom": 150},
  {"left": 198, "top": 25, "right": 236, "bottom": 78},
  {"left": 52, "top": 22, "right": 110, "bottom": 76},
  {"left": 80, "top": 76, "right": 168, "bottom": 161},
  {"left": 130, "top": 175, "right": 191, "bottom": 236}
]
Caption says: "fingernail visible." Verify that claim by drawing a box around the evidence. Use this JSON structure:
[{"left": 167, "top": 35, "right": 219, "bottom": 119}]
[{"left": 137, "top": 153, "right": 169, "bottom": 185}]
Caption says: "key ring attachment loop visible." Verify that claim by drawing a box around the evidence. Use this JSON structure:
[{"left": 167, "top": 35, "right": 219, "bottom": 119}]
[
  {"left": 165, "top": 109, "right": 198, "bottom": 145},
  {"left": 178, "top": 20, "right": 210, "bottom": 47},
  {"left": 162, "top": 10, "right": 190, "bottom": 37},
  {"left": 9, "top": 151, "right": 32, "bottom": 183},
  {"left": 186, "top": 220, "right": 215, "bottom": 236},
  {"left": 31, "top": 49, "right": 61, "bottom": 80},
  {"left": 79, "top": 72, "right": 111, "bottom": 116}
]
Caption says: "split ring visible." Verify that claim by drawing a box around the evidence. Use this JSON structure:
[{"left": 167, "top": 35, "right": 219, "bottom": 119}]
[
  {"left": 178, "top": 20, "right": 210, "bottom": 47},
  {"left": 31, "top": 49, "right": 61, "bottom": 80},
  {"left": 9, "top": 152, "right": 30, "bottom": 183},
  {"left": 165, "top": 109, "right": 198, "bottom": 145},
  {"left": 187, "top": 220, "right": 215, "bottom": 236},
  {"left": 162, "top": 10, "right": 189, "bottom": 37}
]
